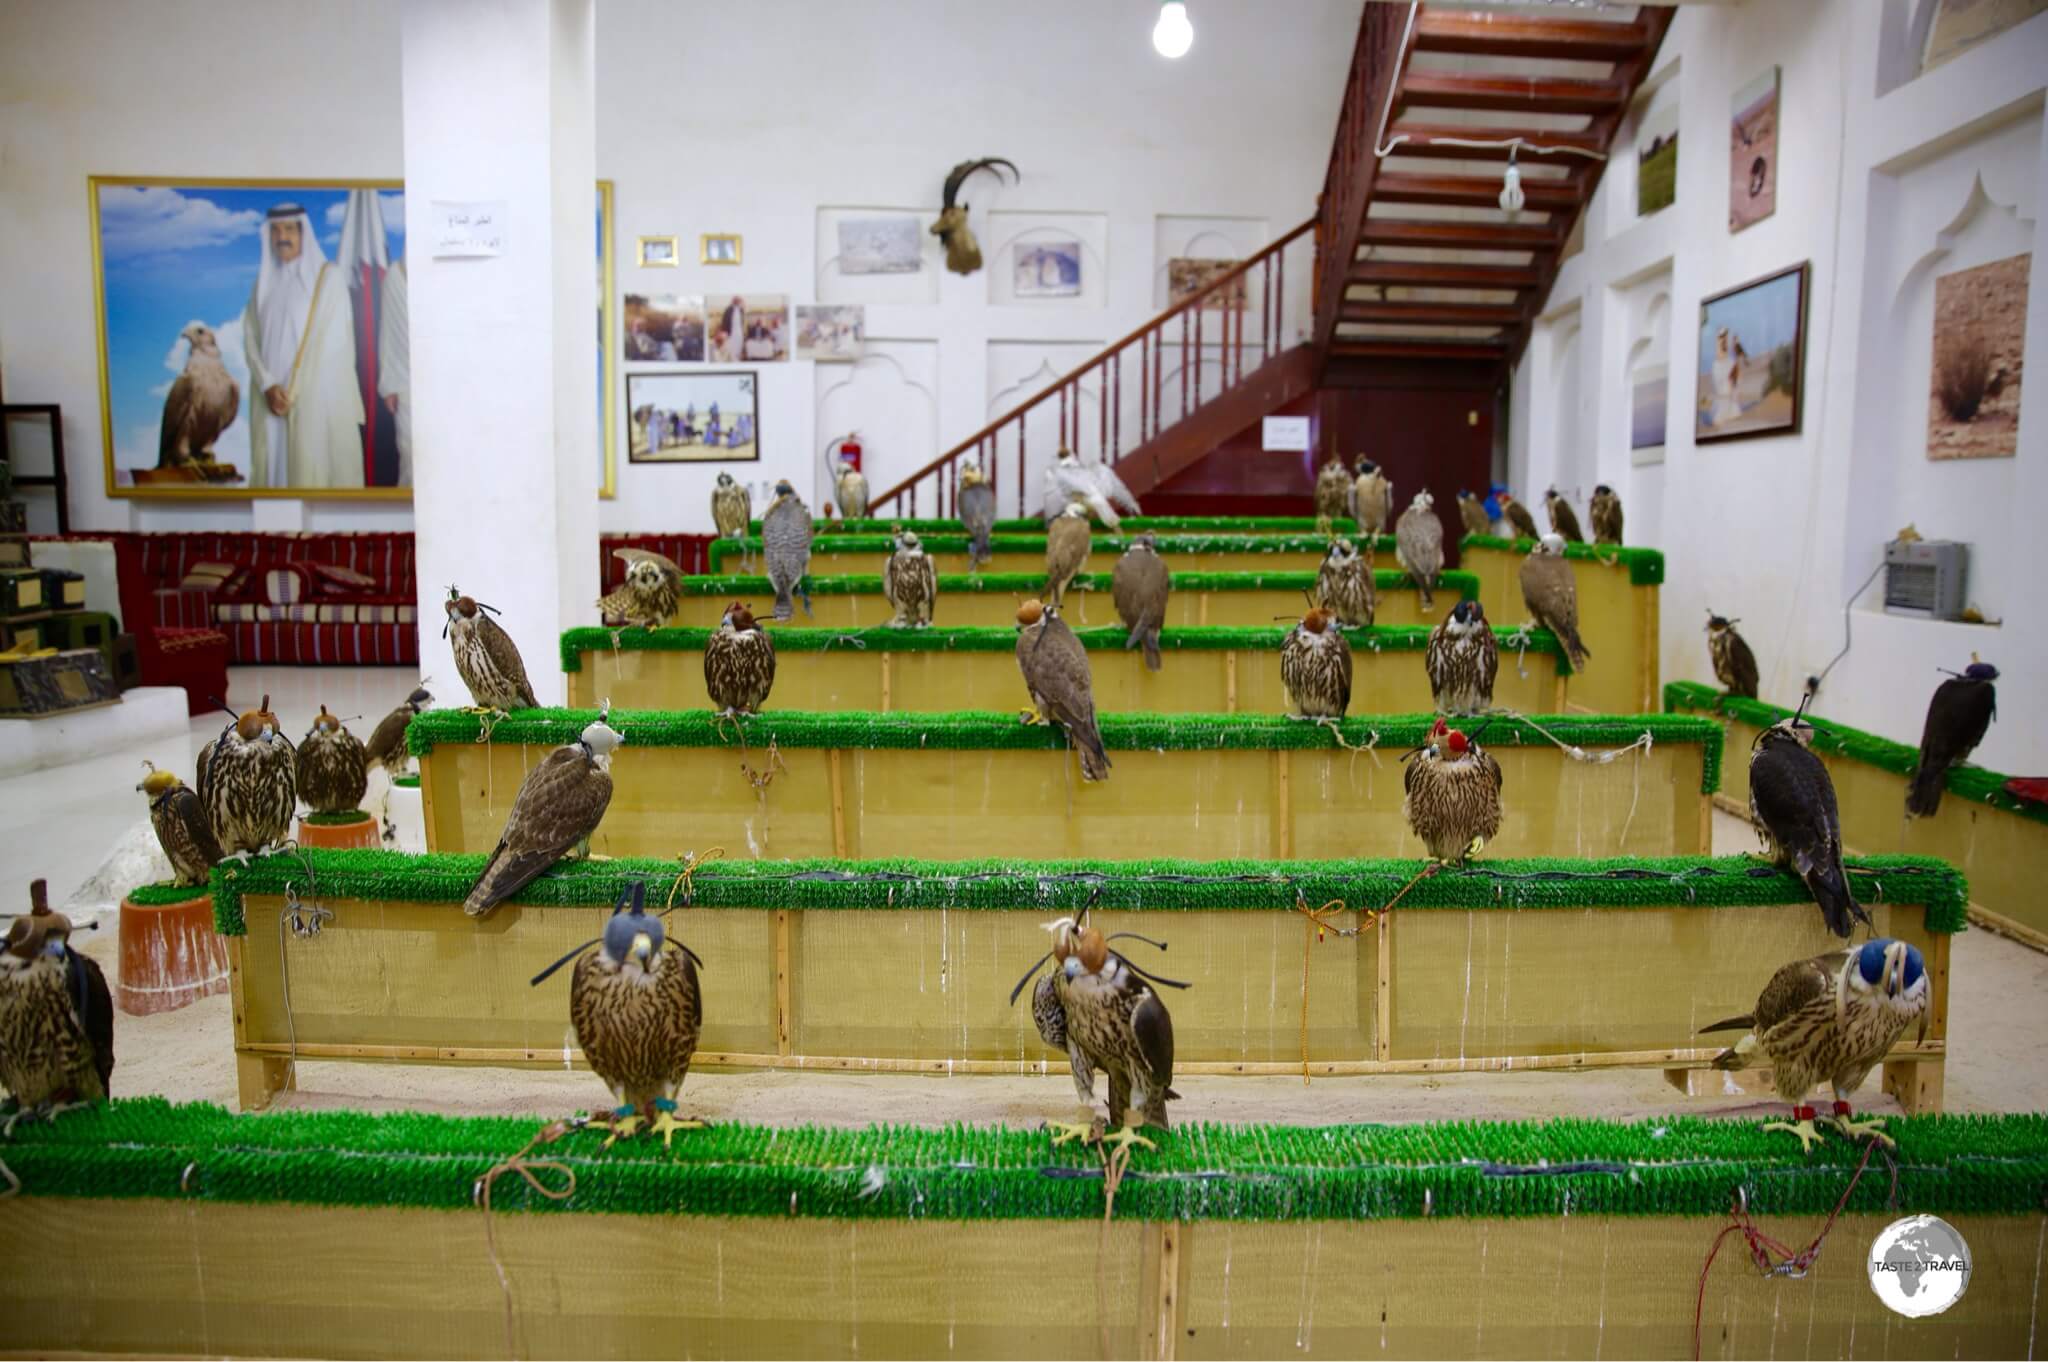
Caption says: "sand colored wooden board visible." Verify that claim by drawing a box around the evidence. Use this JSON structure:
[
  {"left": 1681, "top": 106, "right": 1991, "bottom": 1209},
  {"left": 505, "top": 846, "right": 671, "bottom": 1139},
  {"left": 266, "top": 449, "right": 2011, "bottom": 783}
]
[{"left": 1460, "top": 540, "right": 1658, "bottom": 712}]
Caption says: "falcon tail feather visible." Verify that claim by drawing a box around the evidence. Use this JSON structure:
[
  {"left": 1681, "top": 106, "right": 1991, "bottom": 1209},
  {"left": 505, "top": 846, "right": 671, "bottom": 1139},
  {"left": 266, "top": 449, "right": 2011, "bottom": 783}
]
[
  {"left": 1807, "top": 863, "right": 1866, "bottom": 938},
  {"left": 1906, "top": 759, "right": 1946, "bottom": 817},
  {"left": 463, "top": 847, "right": 566, "bottom": 918}
]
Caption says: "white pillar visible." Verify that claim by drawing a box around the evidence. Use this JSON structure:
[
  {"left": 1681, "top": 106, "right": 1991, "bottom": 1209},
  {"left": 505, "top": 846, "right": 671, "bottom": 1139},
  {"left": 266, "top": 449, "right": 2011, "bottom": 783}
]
[{"left": 402, "top": 0, "right": 597, "bottom": 706}]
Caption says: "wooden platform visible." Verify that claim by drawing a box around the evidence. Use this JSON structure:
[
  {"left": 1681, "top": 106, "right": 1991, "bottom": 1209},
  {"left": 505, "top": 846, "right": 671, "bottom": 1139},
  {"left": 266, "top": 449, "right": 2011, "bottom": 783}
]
[{"left": 1458, "top": 536, "right": 1661, "bottom": 714}]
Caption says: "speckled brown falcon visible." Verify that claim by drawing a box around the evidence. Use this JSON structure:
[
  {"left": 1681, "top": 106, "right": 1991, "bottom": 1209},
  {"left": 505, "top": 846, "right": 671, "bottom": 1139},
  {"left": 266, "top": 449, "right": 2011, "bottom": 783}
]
[
  {"left": 761, "top": 480, "right": 815, "bottom": 621},
  {"left": 1395, "top": 491, "right": 1444, "bottom": 613},
  {"left": 1024, "top": 919, "right": 1181, "bottom": 1152},
  {"left": 884, "top": 530, "right": 938, "bottom": 627},
  {"left": 1111, "top": 533, "right": 1170, "bottom": 671},
  {"left": 296, "top": 706, "right": 368, "bottom": 816},
  {"left": 1499, "top": 492, "right": 1542, "bottom": 543},
  {"left": 1457, "top": 490, "right": 1491, "bottom": 540},
  {"left": 1589, "top": 485, "right": 1624, "bottom": 545},
  {"left": 196, "top": 694, "right": 296, "bottom": 859},
  {"left": 958, "top": 461, "right": 998, "bottom": 569},
  {"left": 1314, "top": 537, "right": 1376, "bottom": 628},
  {"left": 1351, "top": 459, "right": 1394, "bottom": 536},
  {"left": 363, "top": 685, "right": 433, "bottom": 775},
  {"left": 1044, "top": 502, "right": 1091, "bottom": 607},
  {"left": 1701, "top": 939, "right": 1930, "bottom": 1152},
  {"left": 136, "top": 765, "right": 222, "bottom": 888},
  {"left": 1402, "top": 719, "right": 1503, "bottom": 864},
  {"left": 1015, "top": 599, "right": 1110, "bottom": 782},
  {"left": 1280, "top": 607, "right": 1352, "bottom": 718},
  {"left": 710, "top": 471, "right": 752, "bottom": 541},
  {"left": 0, "top": 881, "right": 113, "bottom": 1112},
  {"left": 703, "top": 602, "right": 775, "bottom": 714},
  {"left": 1426, "top": 598, "right": 1498, "bottom": 716},
  {"left": 445, "top": 588, "right": 538, "bottom": 713},
  {"left": 1314, "top": 458, "right": 1353, "bottom": 526},
  {"left": 463, "top": 712, "right": 624, "bottom": 917},
  {"left": 1544, "top": 489, "right": 1585, "bottom": 543},
  {"left": 1520, "top": 535, "right": 1590, "bottom": 672},
  {"left": 598, "top": 548, "right": 683, "bottom": 629},
  {"left": 1706, "top": 613, "right": 1759, "bottom": 699}
]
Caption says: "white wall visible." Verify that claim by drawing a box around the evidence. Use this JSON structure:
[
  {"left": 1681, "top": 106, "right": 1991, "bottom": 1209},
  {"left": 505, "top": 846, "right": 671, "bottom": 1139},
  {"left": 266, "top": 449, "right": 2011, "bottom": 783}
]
[
  {"left": 1511, "top": 1, "right": 2048, "bottom": 769},
  {"left": 0, "top": 0, "right": 1351, "bottom": 536}
]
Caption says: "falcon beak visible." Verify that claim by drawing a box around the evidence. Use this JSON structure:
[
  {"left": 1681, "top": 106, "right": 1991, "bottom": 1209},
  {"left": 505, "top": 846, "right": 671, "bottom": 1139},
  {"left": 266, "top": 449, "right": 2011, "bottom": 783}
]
[
  {"left": 1062, "top": 955, "right": 1082, "bottom": 980},
  {"left": 630, "top": 932, "right": 654, "bottom": 965}
]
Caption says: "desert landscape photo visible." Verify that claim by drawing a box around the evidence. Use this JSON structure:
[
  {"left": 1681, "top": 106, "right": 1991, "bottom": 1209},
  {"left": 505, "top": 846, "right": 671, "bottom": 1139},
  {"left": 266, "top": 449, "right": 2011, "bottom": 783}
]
[{"left": 1928, "top": 250, "right": 2029, "bottom": 460}]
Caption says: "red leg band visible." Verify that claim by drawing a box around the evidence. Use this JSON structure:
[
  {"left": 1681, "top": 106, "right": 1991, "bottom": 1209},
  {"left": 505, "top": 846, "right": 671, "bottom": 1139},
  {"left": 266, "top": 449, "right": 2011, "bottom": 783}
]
[
  {"left": 1833, "top": 1101, "right": 1853, "bottom": 1116},
  {"left": 1793, "top": 1105, "right": 1817, "bottom": 1121}
]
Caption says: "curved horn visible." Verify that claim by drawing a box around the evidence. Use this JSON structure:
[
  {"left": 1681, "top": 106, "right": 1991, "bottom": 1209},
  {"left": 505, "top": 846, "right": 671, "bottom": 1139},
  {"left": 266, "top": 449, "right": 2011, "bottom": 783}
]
[{"left": 942, "top": 157, "right": 1018, "bottom": 209}]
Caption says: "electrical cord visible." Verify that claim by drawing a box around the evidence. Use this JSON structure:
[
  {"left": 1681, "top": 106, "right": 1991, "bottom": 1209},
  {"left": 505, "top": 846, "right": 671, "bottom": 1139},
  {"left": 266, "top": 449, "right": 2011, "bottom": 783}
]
[{"left": 1806, "top": 557, "right": 1885, "bottom": 701}]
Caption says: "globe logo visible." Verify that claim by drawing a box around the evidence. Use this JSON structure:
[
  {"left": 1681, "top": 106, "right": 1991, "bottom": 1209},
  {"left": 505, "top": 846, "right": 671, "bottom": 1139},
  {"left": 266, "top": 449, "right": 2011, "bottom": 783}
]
[{"left": 1867, "top": 1215, "right": 1972, "bottom": 1317}]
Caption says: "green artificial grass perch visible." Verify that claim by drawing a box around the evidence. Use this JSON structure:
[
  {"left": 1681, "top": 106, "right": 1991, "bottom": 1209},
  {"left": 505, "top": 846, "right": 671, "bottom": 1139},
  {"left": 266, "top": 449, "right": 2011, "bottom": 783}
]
[
  {"left": 1460, "top": 533, "right": 1665, "bottom": 587},
  {"left": 743, "top": 515, "right": 1357, "bottom": 536},
  {"left": 708, "top": 531, "right": 1391, "bottom": 573},
  {"left": 673, "top": 567, "right": 1481, "bottom": 600},
  {"left": 125, "top": 881, "right": 215, "bottom": 906}
]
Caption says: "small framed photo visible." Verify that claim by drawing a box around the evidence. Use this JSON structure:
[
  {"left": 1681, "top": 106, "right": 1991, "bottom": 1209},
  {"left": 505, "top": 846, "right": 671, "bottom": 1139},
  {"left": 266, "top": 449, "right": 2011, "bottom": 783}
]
[
  {"left": 701, "top": 233, "right": 743, "bottom": 266},
  {"left": 1014, "top": 239, "right": 1083, "bottom": 298},
  {"left": 795, "top": 304, "right": 864, "bottom": 362},
  {"left": 637, "top": 235, "right": 679, "bottom": 268},
  {"left": 1696, "top": 262, "right": 1809, "bottom": 444},
  {"left": 628, "top": 370, "right": 758, "bottom": 463}
]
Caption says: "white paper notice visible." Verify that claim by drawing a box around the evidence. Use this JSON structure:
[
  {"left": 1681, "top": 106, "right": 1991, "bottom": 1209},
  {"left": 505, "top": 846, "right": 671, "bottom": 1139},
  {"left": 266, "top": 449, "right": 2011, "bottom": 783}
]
[
  {"left": 430, "top": 201, "right": 507, "bottom": 258},
  {"left": 1262, "top": 415, "right": 1311, "bottom": 452}
]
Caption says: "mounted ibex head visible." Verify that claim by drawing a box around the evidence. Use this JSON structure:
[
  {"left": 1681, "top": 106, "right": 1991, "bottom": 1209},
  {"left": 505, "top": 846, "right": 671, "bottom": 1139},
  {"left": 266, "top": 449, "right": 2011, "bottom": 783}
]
[{"left": 931, "top": 157, "right": 1018, "bottom": 276}]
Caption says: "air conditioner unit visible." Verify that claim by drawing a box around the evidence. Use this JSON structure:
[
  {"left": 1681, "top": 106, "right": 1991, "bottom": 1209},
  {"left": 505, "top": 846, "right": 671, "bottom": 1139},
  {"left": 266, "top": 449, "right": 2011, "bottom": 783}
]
[{"left": 1882, "top": 539, "right": 1968, "bottom": 620}]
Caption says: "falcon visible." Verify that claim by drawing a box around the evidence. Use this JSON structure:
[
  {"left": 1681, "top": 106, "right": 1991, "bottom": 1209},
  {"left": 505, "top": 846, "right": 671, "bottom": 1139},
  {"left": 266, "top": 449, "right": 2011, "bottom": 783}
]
[
  {"left": 1313, "top": 458, "right": 1352, "bottom": 526},
  {"left": 1499, "top": 492, "right": 1542, "bottom": 543},
  {"left": 1351, "top": 459, "right": 1394, "bottom": 536},
  {"left": 761, "top": 480, "right": 814, "bottom": 621},
  {"left": 546, "top": 880, "right": 705, "bottom": 1147},
  {"left": 1706, "top": 614, "right": 1758, "bottom": 698},
  {"left": 196, "top": 694, "right": 296, "bottom": 859},
  {"left": 1701, "top": 938, "right": 1929, "bottom": 1151},
  {"left": 1402, "top": 719, "right": 1503, "bottom": 864},
  {"left": 463, "top": 711, "right": 624, "bottom": 918},
  {"left": 1589, "top": 485, "right": 1624, "bottom": 545},
  {"left": 1314, "top": 537, "right": 1375, "bottom": 627},
  {"left": 710, "top": 471, "right": 752, "bottom": 541},
  {"left": 1016, "top": 599, "right": 1110, "bottom": 781},
  {"left": 1520, "top": 535, "right": 1590, "bottom": 672},
  {"left": 0, "top": 880, "right": 114, "bottom": 1112},
  {"left": 1040, "top": 449, "right": 1140, "bottom": 529},
  {"left": 1544, "top": 488, "right": 1585, "bottom": 543},
  {"left": 446, "top": 589, "right": 538, "bottom": 713},
  {"left": 1908, "top": 660, "right": 1999, "bottom": 817},
  {"left": 1749, "top": 715, "right": 1868, "bottom": 937},
  {"left": 702, "top": 602, "right": 775, "bottom": 714},
  {"left": 1044, "top": 501, "right": 1091, "bottom": 607},
  {"left": 363, "top": 684, "right": 433, "bottom": 775},
  {"left": 1395, "top": 491, "right": 1444, "bottom": 612},
  {"left": 884, "top": 530, "right": 938, "bottom": 627},
  {"left": 598, "top": 548, "right": 683, "bottom": 629},
  {"left": 1426, "top": 598, "right": 1498, "bottom": 716},
  {"left": 1111, "top": 533, "right": 1170, "bottom": 672},
  {"left": 1280, "top": 607, "right": 1352, "bottom": 718},
  {"left": 296, "top": 705, "right": 369, "bottom": 816},
  {"left": 834, "top": 457, "right": 869, "bottom": 523},
  {"left": 1457, "top": 490, "right": 1491, "bottom": 540},
  {"left": 136, "top": 765, "right": 223, "bottom": 888},
  {"left": 958, "top": 460, "right": 998, "bottom": 569},
  {"left": 157, "top": 322, "right": 239, "bottom": 474},
  {"left": 1019, "top": 919, "right": 1181, "bottom": 1151}
]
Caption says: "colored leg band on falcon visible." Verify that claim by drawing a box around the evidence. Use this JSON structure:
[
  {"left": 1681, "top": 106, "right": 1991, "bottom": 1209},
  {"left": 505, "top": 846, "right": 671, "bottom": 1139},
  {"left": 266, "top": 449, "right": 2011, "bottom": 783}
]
[
  {"left": 1794, "top": 1105, "right": 1817, "bottom": 1120},
  {"left": 1833, "top": 1101, "right": 1853, "bottom": 1116}
]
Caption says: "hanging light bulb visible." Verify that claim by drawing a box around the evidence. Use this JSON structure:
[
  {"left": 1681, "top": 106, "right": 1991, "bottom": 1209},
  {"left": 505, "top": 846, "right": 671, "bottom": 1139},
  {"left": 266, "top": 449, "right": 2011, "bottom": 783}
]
[
  {"left": 1498, "top": 143, "right": 1525, "bottom": 218},
  {"left": 1153, "top": 1, "right": 1194, "bottom": 58}
]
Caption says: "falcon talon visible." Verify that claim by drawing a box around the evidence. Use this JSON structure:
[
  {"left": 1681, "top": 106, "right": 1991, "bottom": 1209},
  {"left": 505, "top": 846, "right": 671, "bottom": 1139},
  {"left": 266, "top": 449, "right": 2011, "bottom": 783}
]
[
  {"left": 1761, "top": 1116, "right": 1826, "bottom": 1154},
  {"left": 1103, "top": 1124, "right": 1156, "bottom": 1155},
  {"left": 1829, "top": 1106, "right": 1895, "bottom": 1147},
  {"left": 1045, "top": 1119, "right": 1099, "bottom": 1148}
]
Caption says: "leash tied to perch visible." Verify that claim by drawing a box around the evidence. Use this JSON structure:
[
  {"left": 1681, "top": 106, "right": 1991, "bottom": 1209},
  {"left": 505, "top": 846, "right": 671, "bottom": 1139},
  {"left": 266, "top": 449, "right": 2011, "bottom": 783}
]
[
  {"left": 664, "top": 845, "right": 728, "bottom": 914},
  {"left": 476, "top": 1116, "right": 587, "bottom": 1360},
  {"left": 1295, "top": 862, "right": 1439, "bottom": 1084}
]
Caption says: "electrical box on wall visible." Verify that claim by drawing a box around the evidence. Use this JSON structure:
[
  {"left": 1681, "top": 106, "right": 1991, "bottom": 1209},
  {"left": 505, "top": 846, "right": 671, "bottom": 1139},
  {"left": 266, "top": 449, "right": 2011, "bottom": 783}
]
[{"left": 1882, "top": 539, "right": 1969, "bottom": 620}]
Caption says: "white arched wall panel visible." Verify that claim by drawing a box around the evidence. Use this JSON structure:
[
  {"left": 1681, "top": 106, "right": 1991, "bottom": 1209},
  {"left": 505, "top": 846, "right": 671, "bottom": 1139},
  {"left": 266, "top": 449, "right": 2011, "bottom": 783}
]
[
  {"left": 984, "top": 211, "right": 1109, "bottom": 309},
  {"left": 985, "top": 341, "right": 1105, "bottom": 518},
  {"left": 812, "top": 341, "right": 940, "bottom": 511}
]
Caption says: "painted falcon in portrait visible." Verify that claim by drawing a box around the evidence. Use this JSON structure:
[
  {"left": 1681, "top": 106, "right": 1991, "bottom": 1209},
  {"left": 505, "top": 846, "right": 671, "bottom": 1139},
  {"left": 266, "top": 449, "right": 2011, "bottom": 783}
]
[
  {"left": 703, "top": 602, "right": 775, "bottom": 714},
  {"left": 1016, "top": 599, "right": 1110, "bottom": 782},
  {"left": 296, "top": 705, "right": 369, "bottom": 816},
  {"left": 1907, "top": 660, "right": 1998, "bottom": 817},
  {"left": 1426, "top": 598, "right": 1498, "bottom": 716},
  {"left": 1589, "top": 484, "right": 1624, "bottom": 545},
  {"left": 958, "top": 461, "right": 998, "bottom": 569},
  {"left": 761, "top": 480, "right": 815, "bottom": 621},
  {"left": 157, "top": 321, "right": 239, "bottom": 474},
  {"left": 884, "top": 530, "right": 938, "bottom": 627},
  {"left": 136, "top": 765, "right": 222, "bottom": 888},
  {"left": 1044, "top": 501, "right": 1092, "bottom": 607},
  {"left": 1403, "top": 719, "right": 1503, "bottom": 864},
  {"left": 1351, "top": 459, "right": 1394, "bottom": 536},
  {"left": 1706, "top": 614, "right": 1759, "bottom": 699},
  {"left": 599, "top": 548, "right": 684, "bottom": 630},
  {"left": 710, "top": 471, "right": 752, "bottom": 541},
  {"left": 0, "top": 881, "right": 114, "bottom": 1112},
  {"left": 1749, "top": 715, "right": 1867, "bottom": 937},
  {"left": 196, "top": 694, "right": 296, "bottom": 859},
  {"left": 1280, "top": 607, "right": 1352, "bottom": 718},
  {"left": 1544, "top": 488, "right": 1585, "bottom": 543},
  {"left": 446, "top": 588, "right": 538, "bottom": 713},
  {"left": 1018, "top": 919, "right": 1181, "bottom": 1152},
  {"left": 1314, "top": 458, "right": 1353, "bottom": 527},
  {"left": 1499, "top": 492, "right": 1542, "bottom": 543},
  {"left": 1520, "top": 535, "right": 1590, "bottom": 672},
  {"left": 1111, "top": 533, "right": 1170, "bottom": 672},
  {"left": 1395, "top": 491, "right": 1444, "bottom": 613},
  {"left": 1457, "top": 490, "right": 1491, "bottom": 540},
  {"left": 363, "top": 685, "right": 434, "bottom": 775},
  {"left": 463, "top": 712, "right": 624, "bottom": 917},
  {"left": 1701, "top": 938, "right": 1929, "bottom": 1152},
  {"left": 1315, "top": 537, "right": 1376, "bottom": 628}
]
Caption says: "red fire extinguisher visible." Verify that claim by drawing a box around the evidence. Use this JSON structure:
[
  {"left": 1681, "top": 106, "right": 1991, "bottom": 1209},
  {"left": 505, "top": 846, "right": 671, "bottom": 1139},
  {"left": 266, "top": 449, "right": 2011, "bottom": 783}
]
[{"left": 834, "top": 433, "right": 863, "bottom": 471}]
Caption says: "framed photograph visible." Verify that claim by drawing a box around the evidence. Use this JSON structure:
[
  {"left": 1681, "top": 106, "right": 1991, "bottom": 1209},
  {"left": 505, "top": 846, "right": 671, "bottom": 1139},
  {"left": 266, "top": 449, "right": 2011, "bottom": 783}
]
[
  {"left": 1630, "top": 363, "right": 1668, "bottom": 453},
  {"left": 700, "top": 233, "right": 743, "bottom": 266},
  {"left": 1014, "top": 239, "right": 1082, "bottom": 298},
  {"left": 597, "top": 181, "right": 619, "bottom": 498},
  {"left": 637, "top": 235, "right": 679, "bottom": 267},
  {"left": 1729, "top": 68, "right": 1780, "bottom": 233},
  {"left": 628, "top": 371, "right": 757, "bottom": 463},
  {"left": 795, "top": 304, "right": 864, "bottom": 362},
  {"left": 836, "top": 216, "right": 923, "bottom": 275},
  {"left": 1696, "top": 262, "right": 1809, "bottom": 444},
  {"left": 706, "top": 294, "right": 788, "bottom": 363},
  {"left": 1637, "top": 103, "right": 1678, "bottom": 217},
  {"left": 1923, "top": 0, "right": 2048, "bottom": 73},
  {"left": 624, "top": 294, "right": 705, "bottom": 362},
  {"left": 1167, "top": 257, "right": 1247, "bottom": 310},
  {"left": 1928, "top": 252, "right": 2028, "bottom": 461}
]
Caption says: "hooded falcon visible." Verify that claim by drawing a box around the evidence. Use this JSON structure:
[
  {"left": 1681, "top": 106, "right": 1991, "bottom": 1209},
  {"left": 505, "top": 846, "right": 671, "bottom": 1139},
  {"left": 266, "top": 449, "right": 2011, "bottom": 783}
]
[
  {"left": 1457, "top": 490, "right": 1491, "bottom": 540},
  {"left": 1044, "top": 501, "right": 1092, "bottom": 607},
  {"left": 958, "top": 461, "right": 998, "bottom": 569},
  {"left": 1111, "top": 533, "right": 1170, "bottom": 672},
  {"left": 1016, "top": 599, "right": 1110, "bottom": 782},
  {"left": 1403, "top": 719, "right": 1503, "bottom": 864},
  {"left": 884, "top": 530, "right": 938, "bottom": 627},
  {"left": 710, "top": 471, "right": 752, "bottom": 541},
  {"left": 1589, "top": 485, "right": 1624, "bottom": 545},
  {"left": 1907, "top": 660, "right": 2000, "bottom": 817},
  {"left": 1544, "top": 488, "right": 1585, "bottom": 543},
  {"left": 1280, "top": 607, "right": 1352, "bottom": 718},
  {"left": 463, "top": 712, "right": 624, "bottom": 917},
  {"left": 0, "top": 881, "right": 114, "bottom": 1111},
  {"left": 1520, "top": 535, "right": 1590, "bottom": 672},
  {"left": 1426, "top": 598, "right": 1498, "bottom": 716},
  {"left": 1749, "top": 716, "right": 1867, "bottom": 938},
  {"left": 1706, "top": 614, "right": 1759, "bottom": 698},
  {"left": 1352, "top": 459, "right": 1394, "bottom": 536},
  {"left": 296, "top": 705, "right": 369, "bottom": 816},
  {"left": 1314, "top": 458, "right": 1352, "bottom": 525},
  {"left": 1700, "top": 939, "right": 1930, "bottom": 1151},
  {"left": 834, "top": 457, "right": 869, "bottom": 523},
  {"left": 559, "top": 881, "right": 705, "bottom": 1146},
  {"left": 446, "top": 589, "right": 538, "bottom": 713},
  {"left": 599, "top": 548, "right": 683, "bottom": 629},
  {"left": 1315, "top": 537, "right": 1376, "bottom": 628},
  {"left": 703, "top": 602, "right": 776, "bottom": 714},
  {"left": 1395, "top": 491, "right": 1444, "bottom": 612},
  {"left": 136, "top": 765, "right": 223, "bottom": 888},
  {"left": 1028, "top": 920, "right": 1179, "bottom": 1151},
  {"left": 761, "top": 480, "right": 814, "bottom": 621},
  {"left": 197, "top": 694, "right": 297, "bottom": 858},
  {"left": 1499, "top": 492, "right": 1542, "bottom": 543},
  {"left": 363, "top": 685, "right": 433, "bottom": 775}
]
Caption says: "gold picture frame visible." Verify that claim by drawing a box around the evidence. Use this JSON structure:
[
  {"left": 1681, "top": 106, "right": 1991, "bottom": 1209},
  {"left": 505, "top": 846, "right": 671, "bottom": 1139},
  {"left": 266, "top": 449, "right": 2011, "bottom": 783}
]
[
  {"left": 701, "top": 233, "right": 743, "bottom": 266},
  {"left": 636, "top": 235, "right": 680, "bottom": 268}
]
